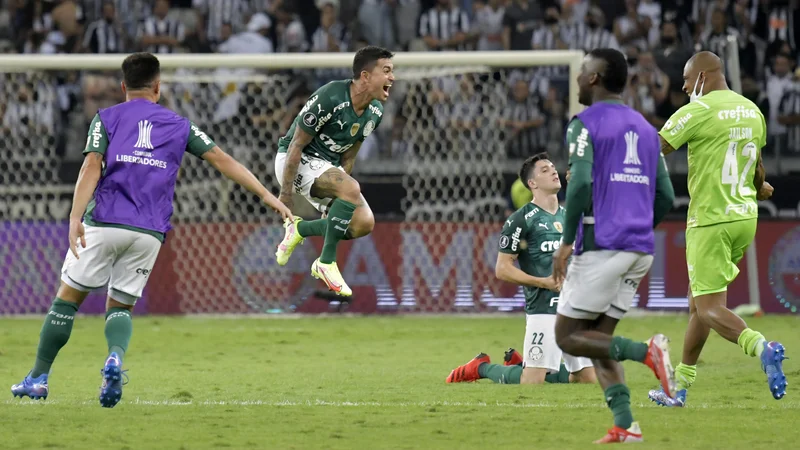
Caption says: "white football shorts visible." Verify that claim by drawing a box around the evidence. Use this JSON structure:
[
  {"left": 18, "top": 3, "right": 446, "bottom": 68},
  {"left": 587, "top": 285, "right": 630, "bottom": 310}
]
[
  {"left": 557, "top": 250, "right": 653, "bottom": 320},
  {"left": 523, "top": 313, "right": 593, "bottom": 373},
  {"left": 275, "top": 152, "right": 345, "bottom": 214},
  {"left": 61, "top": 224, "right": 161, "bottom": 305}
]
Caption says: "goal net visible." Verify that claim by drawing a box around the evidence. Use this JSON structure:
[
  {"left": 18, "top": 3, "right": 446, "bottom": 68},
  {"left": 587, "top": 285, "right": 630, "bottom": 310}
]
[{"left": 0, "top": 51, "right": 583, "bottom": 315}]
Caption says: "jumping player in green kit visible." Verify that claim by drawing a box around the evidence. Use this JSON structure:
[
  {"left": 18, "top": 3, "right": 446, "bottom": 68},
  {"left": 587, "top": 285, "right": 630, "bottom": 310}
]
[
  {"left": 274, "top": 46, "right": 394, "bottom": 296},
  {"left": 445, "top": 153, "right": 596, "bottom": 385},
  {"left": 650, "top": 51, "right": 787, "bottom": 407}
]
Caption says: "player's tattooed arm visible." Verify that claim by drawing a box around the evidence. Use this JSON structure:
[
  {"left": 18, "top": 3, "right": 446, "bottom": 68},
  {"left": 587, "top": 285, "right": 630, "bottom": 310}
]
[
  {"left": 659, "top": 135, "right": 677, "bottom": 155},
  {"left": 339, "top": 141, "right": 363, "bottom": 175},
  {"left": 279, "top": 128, "right": 315, "bottom": 209}
]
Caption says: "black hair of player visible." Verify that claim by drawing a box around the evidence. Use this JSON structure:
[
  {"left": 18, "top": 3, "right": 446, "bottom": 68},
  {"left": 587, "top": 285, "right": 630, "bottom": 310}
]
[
  {"left": 122, "top": 52, "right": 160, "bottom": 90},
  {"left": 588, "top": 48, "right": 628, "bottom": 94},
  {"left": 352, "top": 46, "right": 394, "bottom": 79},
  {"left": 519, "top": 152, "right": 550, "bottom": 186}
]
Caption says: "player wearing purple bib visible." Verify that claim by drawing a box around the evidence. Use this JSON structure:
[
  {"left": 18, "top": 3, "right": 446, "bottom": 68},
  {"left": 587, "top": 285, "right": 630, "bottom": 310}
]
[
  {"left": 550, "top": 49, "right": 676, "bottom": 444},
  {"left": 11, "top": 53, "right": 291, "bottom": 408},
  {"left": 649, "top": 51, "right": 787, "bottom": 408}
]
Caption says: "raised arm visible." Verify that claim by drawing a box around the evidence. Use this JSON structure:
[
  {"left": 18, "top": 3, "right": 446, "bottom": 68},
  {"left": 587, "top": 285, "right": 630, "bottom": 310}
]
[
  {"left": 185, "top": 121, "right": 291, "bottom": 220},
  {"left": 202, "top": 146, "right": 292, "bottom": 220}
]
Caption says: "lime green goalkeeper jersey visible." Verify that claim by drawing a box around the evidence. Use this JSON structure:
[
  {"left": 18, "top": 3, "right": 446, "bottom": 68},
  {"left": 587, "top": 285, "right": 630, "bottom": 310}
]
[{"left": 659, "top": 90, "right": 767, "bottom": 228}]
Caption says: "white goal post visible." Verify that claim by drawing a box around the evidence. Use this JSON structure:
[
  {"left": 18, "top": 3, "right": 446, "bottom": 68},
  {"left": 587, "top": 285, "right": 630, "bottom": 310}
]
[{"left": 0, "top": 51, "right": 585, "bottom": 118}]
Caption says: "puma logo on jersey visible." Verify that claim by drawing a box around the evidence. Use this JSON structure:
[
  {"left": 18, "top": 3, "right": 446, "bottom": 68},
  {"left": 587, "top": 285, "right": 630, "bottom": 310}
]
[
  {"left": 317, "top": 104, "right": 324, "bottom": 114},
  {"left": 336, "top": 120, "right": 346, "bottom": 130},
  {"left": 538, "top": 223, "right": 549, "bottom": 230}
]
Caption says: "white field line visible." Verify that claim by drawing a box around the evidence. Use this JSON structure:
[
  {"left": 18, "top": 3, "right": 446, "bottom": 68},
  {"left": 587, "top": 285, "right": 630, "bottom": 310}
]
[
  {"left": 0, "top": 311, "right": 688, "bottom": 320},
  {"left": 4, "top": 398, "right": 799, "bottom": 409}
]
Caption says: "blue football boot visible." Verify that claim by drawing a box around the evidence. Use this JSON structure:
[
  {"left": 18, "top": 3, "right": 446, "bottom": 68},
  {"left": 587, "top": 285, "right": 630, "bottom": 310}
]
[
  {"left": 648, "top": 387, "right": 686, "bottom": 407},
  {"left": 11, "top": 372, "right": 49, "bottom": 400},
  {"left": 99, "top": 352, "right": 128, "bottom": 408},
  {"left": 761, "top": 341, "right": 788, "bottom": 400}
]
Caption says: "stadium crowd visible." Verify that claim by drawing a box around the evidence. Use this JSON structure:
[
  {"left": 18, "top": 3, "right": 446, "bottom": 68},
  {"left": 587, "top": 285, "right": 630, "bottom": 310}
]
[{"left": 1, "top": 0, "right": 799, "bottom": 182}]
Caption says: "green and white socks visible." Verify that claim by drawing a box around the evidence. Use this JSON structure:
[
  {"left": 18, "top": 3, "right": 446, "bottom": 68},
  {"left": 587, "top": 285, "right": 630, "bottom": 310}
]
[
  {"left": 31, "top": 298, "right": 78, "bottom": 377},
  {"left": 105, "top": 308, "right": 133, "bottom": 361},
  {"left": 477, "top": 363, "right": 572, "bottom": 384}
]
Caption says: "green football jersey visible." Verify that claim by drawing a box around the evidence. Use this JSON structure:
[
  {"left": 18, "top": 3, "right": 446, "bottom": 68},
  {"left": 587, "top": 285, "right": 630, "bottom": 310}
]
[
  {"left": 278, "top": 80, "right": 384, "bottom": 167},
  {"left": 659, "top": 90, "right": 767, "bottom": 228},
  {"left": 498, "top": 202, "right": 565, "bottom": 315}
]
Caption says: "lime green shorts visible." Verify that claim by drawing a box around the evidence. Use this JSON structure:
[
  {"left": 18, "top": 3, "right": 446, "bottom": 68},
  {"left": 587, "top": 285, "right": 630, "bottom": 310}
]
[{"left": 685, "top": 219, "right": 757, "bottom": 297}]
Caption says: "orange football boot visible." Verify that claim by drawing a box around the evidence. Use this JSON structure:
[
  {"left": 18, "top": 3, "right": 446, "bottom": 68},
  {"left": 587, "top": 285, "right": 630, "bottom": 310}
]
[
  {"left": 445, "top": 353, "right": 490, "bottom": 383},
  {"left": 503, "top": 348, "right": 523, "bottom": 366},
  {"left": 594, "top": 422, "right": 643, "bottom": 443}
]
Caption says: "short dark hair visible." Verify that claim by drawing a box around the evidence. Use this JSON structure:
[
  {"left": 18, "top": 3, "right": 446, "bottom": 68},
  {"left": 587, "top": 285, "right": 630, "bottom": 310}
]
[
  {"left": 352, "top": 45, "right": 394, "bottom": 79},
  {"left": 588, "top": 48, "right": 628, "bottom": 94},
  {"left": 518, "top": 152, "right": 550, "bottom": 184},
  {"left": 122, "top": 52, "right": 160, "bottom": 90}
]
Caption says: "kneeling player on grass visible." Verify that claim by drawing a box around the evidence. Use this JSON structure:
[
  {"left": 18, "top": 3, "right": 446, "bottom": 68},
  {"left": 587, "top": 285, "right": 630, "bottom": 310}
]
[
  {"left": 550, "top": 48, "right": 676, "bottom": 443},
  {"left": 274, "top": 46, "right": 394, "bottom": 297},
  {"left": 446, "top": 153, "right": 596, "bottom": 385},
  {"left": 10, "top": 53, "right": 291, "bottom": 407}
]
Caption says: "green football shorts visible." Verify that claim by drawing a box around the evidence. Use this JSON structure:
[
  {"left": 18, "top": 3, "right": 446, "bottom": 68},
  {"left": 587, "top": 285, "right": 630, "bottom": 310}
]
[{"left": 685, "top": 218, "right": 757, "bottom": 298}]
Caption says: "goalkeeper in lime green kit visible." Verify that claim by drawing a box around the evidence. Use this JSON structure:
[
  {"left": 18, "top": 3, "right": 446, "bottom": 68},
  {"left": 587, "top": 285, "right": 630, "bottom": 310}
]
[{"left": 650, "top": 51, "right": 787, "bottom": 407}]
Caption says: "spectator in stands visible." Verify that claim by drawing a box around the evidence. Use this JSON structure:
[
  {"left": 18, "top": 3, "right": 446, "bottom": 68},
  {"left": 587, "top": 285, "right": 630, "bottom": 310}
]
[
  {"left": 613, "top": 0, "right": 652, "bottom": 50},
  {"left": 654, "top": 20, "right": 693, "bottom": 96},
  {"left": 500, "top": 78, "right": 545, "bottom": 159},
  {"left": 473, "top": 0, "right": 504, "bottom": 51},
  {"left": 741, "top": 74, "right": 771, "bottom": 127},
  {"left": 660, "top": 2, "right": 693, "bottom": 46},
  {"left": 778, "top": 68, "right": 800, "bottom": 154},
  {"left": 699, "top": 8, "right": 757, "bottom": 80},
  {"left": 194, "top": 0, "right": 251, "bottom": 52},
  {"left": 633, "top": 50, "right": 669, "bottom": 126},
  {"left": 82, "top": 1, "right": 123, "bottom": 53},
  {"left": 768, "top": 52, "right": 797, "bottom": 152},
  {"left": 357, "top": 0, "right": 396, "bottom": 50},
  {"left": 311, "top": 1, "right": 348, "bottom": 53},
  {"left": 502, "top": 0, "right": 540, "bottom": 51},
  {"left": 752, "top": 0, "right": 800, "bottom": 63},
  {"left": 532, "top": 3, "right": 569, "bottom": 52},
  {"left": 311, "top": 1, "right": 350, "bottom": 83},
  {"left": 47, "top": 0, "right": 85, "bottom": 53},
  {"left": 137, "top": 0, "right": 185, "bottom": 54},
  {"left": 419, "top": 0, "right": 470, "bottom": 51},
  {"left": 562, "top": 0, "right": 590, "bottom": 26},
  {"left": 218, "top": 12, "right": 274, "bottom": 54},
  {"left": 571, "top": 6, "right": 620, "bottom": 52},
  {"left": 395, "top": 0, "right": 423, "bottom": 51},
  {"left": 24, "top": 28, "right": 66, "bottom": 53},
  {"left": 276, "top": 15, "right": 308, "bottom": 52},
  {"left": 637, "top": 0, "right": 662, "bottom": 46}
]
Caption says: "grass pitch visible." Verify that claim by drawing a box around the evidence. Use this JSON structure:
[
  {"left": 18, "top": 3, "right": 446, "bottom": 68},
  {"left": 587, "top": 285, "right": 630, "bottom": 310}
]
[{"left": 1, "top": 315, "right": 799, "bottom": 449}]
